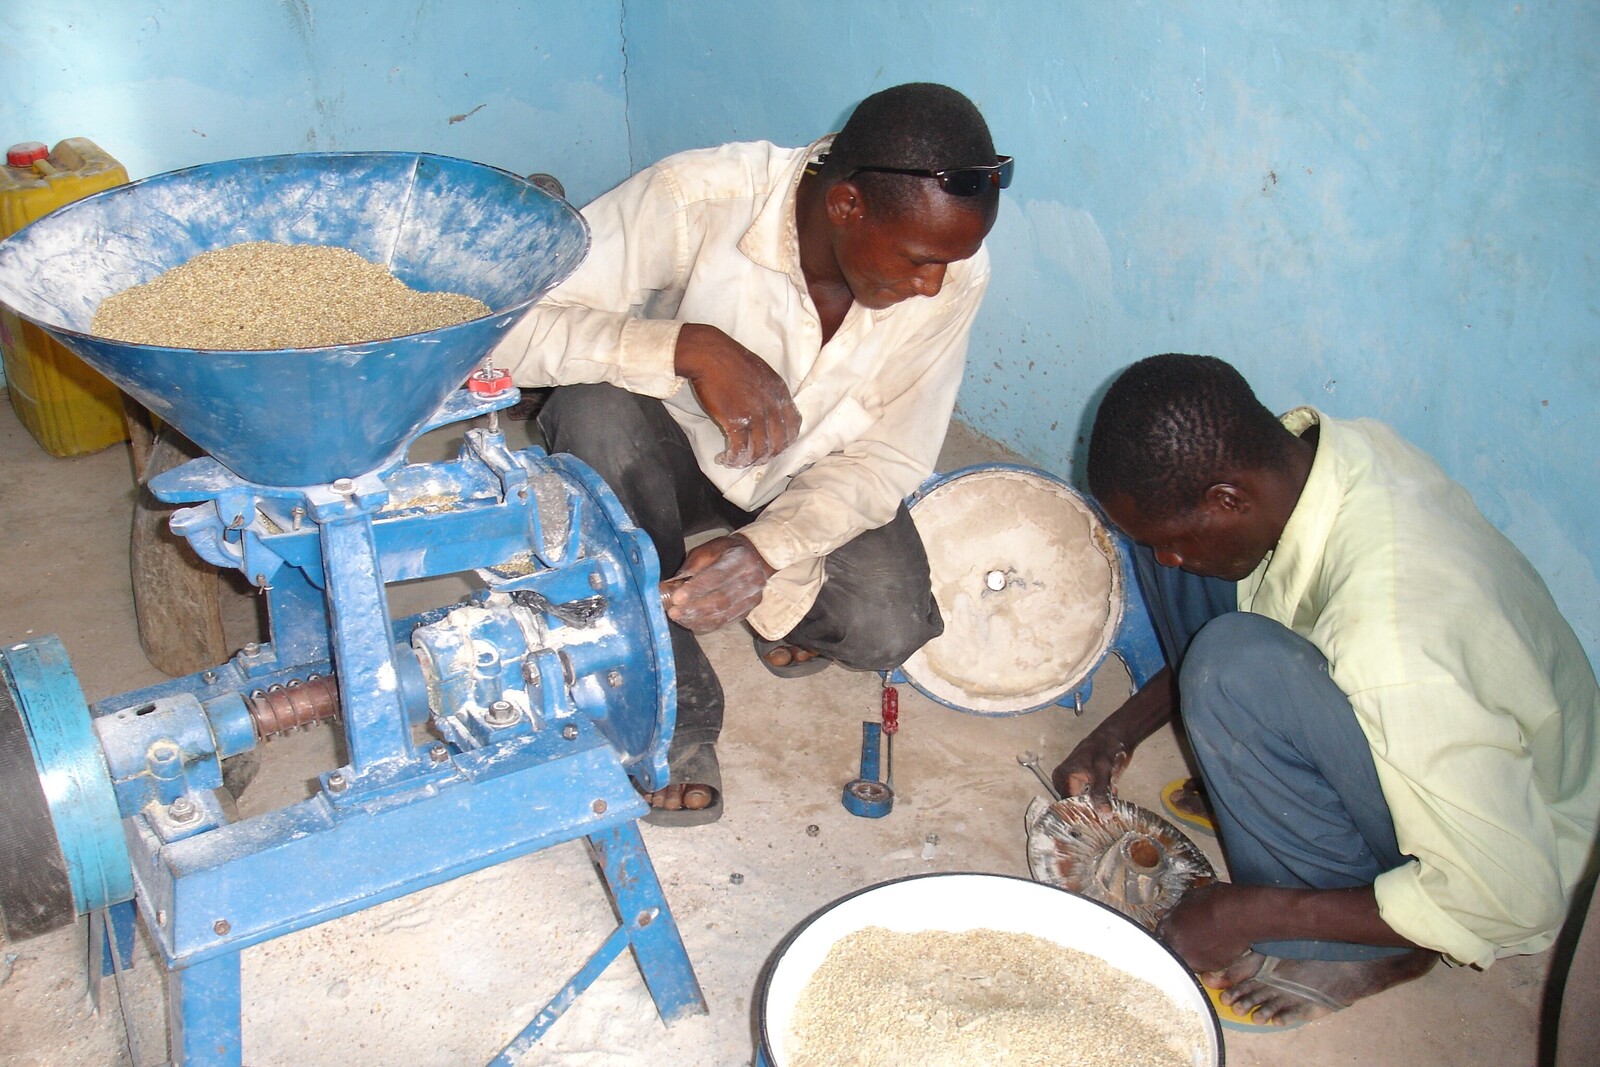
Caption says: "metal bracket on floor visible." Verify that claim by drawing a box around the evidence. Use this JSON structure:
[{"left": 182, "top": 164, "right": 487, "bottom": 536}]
[{"left": 842, "top": 682, "right": 899, "bottom": 818}]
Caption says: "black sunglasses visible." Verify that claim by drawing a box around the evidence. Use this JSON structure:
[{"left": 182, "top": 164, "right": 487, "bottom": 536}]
[{"left": 841, "top": 154, "right": 1014, "bottom": 197}]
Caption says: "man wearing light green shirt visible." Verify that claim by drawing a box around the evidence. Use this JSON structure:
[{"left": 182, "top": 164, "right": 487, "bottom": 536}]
[{"left": 1053, "top": 353, "right": 1600, "bottom": 1027}]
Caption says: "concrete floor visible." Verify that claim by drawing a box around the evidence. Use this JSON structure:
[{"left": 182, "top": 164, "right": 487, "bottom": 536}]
[{"left": 0, "top": 395, "right": 1558, "bottom": 1065}]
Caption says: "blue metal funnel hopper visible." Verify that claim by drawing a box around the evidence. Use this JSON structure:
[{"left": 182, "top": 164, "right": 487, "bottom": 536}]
[{"left": 0, "top": 152, "right": 588, "bottom": 486}]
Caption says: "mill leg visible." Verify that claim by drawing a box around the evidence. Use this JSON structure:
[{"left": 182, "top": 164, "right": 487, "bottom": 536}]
[
  {"left": 168, "top": 951, "right": 243, "bottom": 1066},
  {"left": 490, "top": 821, "right": 705, "bottom": 1064},
  {"left": 590, "top": 821, "right": 707, "bottom": 1024}
]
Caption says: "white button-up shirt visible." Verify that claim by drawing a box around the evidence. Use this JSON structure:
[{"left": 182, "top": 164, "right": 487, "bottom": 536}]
[{"left": 496, "top": 138, "right": 990, "bottom": 637}]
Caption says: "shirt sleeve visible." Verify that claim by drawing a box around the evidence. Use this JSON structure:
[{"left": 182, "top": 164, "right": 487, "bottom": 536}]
[
  {"left": 738, "top": 250, "right": 991, "bottom": 575},
  {"left": 492, "top": 164, "right": 689, "bottom": 400},
  {"left": 1360, "top": 674, "right": 1569, "bottom": 968}
]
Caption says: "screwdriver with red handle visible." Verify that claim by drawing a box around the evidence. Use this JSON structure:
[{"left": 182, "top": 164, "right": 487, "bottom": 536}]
[{"left": 881, "top": 677, "right": 899, "bottom": 792}]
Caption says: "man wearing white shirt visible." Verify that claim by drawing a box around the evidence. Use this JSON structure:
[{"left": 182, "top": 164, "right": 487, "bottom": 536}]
[
  {"left": 497, "top": 83, "right": 1008, "bottom": 823},
  {"left": 1053, "top": 353, "right": 1600, "bottom": 1026}
]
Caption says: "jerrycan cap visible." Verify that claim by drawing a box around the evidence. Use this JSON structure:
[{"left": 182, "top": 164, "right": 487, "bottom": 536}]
[{"left": 7, "top": 142, "right": 49, "bottom": 167}]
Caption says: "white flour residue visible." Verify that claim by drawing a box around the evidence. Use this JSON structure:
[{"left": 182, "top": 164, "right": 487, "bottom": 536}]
[{"left": 904, "top": 470, "right": 1118, "bottom": 713}]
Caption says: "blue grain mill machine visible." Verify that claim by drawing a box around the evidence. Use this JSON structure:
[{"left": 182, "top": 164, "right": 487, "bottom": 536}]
[{"left": 0, "top": 152, "right": 705, "bottom": 1064}]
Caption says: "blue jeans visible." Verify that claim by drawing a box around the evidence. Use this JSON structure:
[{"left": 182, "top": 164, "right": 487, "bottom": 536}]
[{"left": 1133, "top": 547, "right": 1412, "bottom": 962}]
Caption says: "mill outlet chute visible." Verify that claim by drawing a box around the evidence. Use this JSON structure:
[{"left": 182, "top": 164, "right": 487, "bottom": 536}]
[{"left": 0, "top": 152, "right": 705, "bottom": 1065}]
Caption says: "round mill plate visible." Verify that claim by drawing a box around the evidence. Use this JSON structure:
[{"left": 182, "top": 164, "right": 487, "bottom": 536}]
[
  {"left": 1025, "top": 795, "right": 1216, "bottom": 930},
  {"left": 902, "top": 466, "right": 1125, "bottom": 715}
]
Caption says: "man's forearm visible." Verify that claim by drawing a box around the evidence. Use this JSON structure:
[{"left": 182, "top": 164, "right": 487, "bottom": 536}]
[
  {"left": 1053, "top": 666, "right": 1178, "bottom": 797},
  {"left": 1107, "top": 665, "right": 1178, "bottom": 747}
]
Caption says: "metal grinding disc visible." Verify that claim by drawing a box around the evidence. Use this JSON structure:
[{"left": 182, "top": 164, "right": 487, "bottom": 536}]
[
  {"left": 1025, "top": 795, "right": 1216, "bottom": 930},
  {"left": 902, "top": 466, "right": 1125, "bottom": 715}
]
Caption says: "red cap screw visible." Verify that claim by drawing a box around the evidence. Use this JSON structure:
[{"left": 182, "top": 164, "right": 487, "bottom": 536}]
[{"left": 467, "top": 367, "right": 513, "bottom": 395}]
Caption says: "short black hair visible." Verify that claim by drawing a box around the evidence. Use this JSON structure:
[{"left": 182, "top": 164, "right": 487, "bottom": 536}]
[
  {"left": 820, "top": 82, "right": 998, "bottom": 216},
  {"left": 1087, "top": 354, "right": 1296, "bottom": 520}
]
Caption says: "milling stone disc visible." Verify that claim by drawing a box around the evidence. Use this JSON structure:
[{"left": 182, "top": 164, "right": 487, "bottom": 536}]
[
  {"left": 902, "top": 467, "right": 1123, "bottom": 715},
  {"left": 1025, "top": 795, "right": 1215, "bottom": 930}
]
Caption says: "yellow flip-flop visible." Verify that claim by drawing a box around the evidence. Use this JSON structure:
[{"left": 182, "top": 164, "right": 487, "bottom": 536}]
[
  {"left": 1161, "top": 776, "right": 1217, "bottom": 836},
  {"left": 1204, "top": 981, "right": 1307, "bottom": 1033}
]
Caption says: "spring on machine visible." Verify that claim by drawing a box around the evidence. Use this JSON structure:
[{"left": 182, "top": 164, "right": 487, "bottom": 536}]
[{"left": 245, "top": 674, "right": 341, "bottom": 738}]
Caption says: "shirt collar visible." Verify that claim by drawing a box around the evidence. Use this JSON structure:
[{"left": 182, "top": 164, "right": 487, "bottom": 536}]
[
  {"left": 1238, "top": 406, "right": 1341, "bottom": 613},
  {"left": 738, "top": 134, "right": 832, "bottom": 289}
]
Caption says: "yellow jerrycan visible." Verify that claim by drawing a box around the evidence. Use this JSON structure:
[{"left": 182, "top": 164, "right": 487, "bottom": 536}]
[{"left": 1, "top": 137, "right": 130, "bottom": 456}]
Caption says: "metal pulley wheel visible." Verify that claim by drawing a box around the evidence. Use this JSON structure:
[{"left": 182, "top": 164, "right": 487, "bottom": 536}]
[
  {"left": 0, "top": 638, "right": 133, "bottom": 940},
  {"left": 0, "top": 676, "right": 73, "bottom": 939}
]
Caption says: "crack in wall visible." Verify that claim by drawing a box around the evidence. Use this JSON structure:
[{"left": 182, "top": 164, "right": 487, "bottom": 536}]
[{"left": 619, "top": 1, "right": 635, "bottom": 172}]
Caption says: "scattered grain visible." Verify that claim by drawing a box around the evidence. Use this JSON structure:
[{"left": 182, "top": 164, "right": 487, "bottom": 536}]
[
  {"left": 91, "top": 241, "right": 490, "bottom": 350},
  {"left": 785, "top": 927, "right": 1207, "bottom": 1067}
]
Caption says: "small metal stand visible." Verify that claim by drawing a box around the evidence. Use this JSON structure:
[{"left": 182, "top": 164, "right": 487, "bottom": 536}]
[{"left": 842, "top": 682, "right": 899, "bottom": 818}]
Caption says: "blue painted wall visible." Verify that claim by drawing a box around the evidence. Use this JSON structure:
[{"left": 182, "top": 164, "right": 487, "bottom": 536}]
[
  {"left": 1, "top": 1, "right": 629, "bottom": 201},
  {"left": 622, "top": 1, "right": 1600, "bottom": 663},
  {"left": 3, "top": 1, "right": 1596, "bottom": 664}
]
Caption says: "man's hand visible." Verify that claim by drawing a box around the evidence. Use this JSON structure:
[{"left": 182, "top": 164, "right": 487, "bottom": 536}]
[
  {"left": 675, "top": 323, "right": 801, "bottom": 467},
  {"left": 1050, "top": 665, "right": 1178, "bottom": 802},
  {"left": 1051, "top": 732, "right": 1132, "bottom": 806},
  {"left": 661, "top": 534, "right": 777, "bottom": 632}
]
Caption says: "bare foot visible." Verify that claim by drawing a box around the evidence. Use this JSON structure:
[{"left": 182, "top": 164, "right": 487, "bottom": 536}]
[
  {"left": 643, "top": 782, "right": 717, "bottom": 812},
  {"left": 1204, "top": 949, "right": 1438, "bottom": 1026},
  {"left": 761, "top": 643, "right": 817, "bottom": 669},
  {"left": 1170, "top": 777, "right": 1212, "bottom": 820}
]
